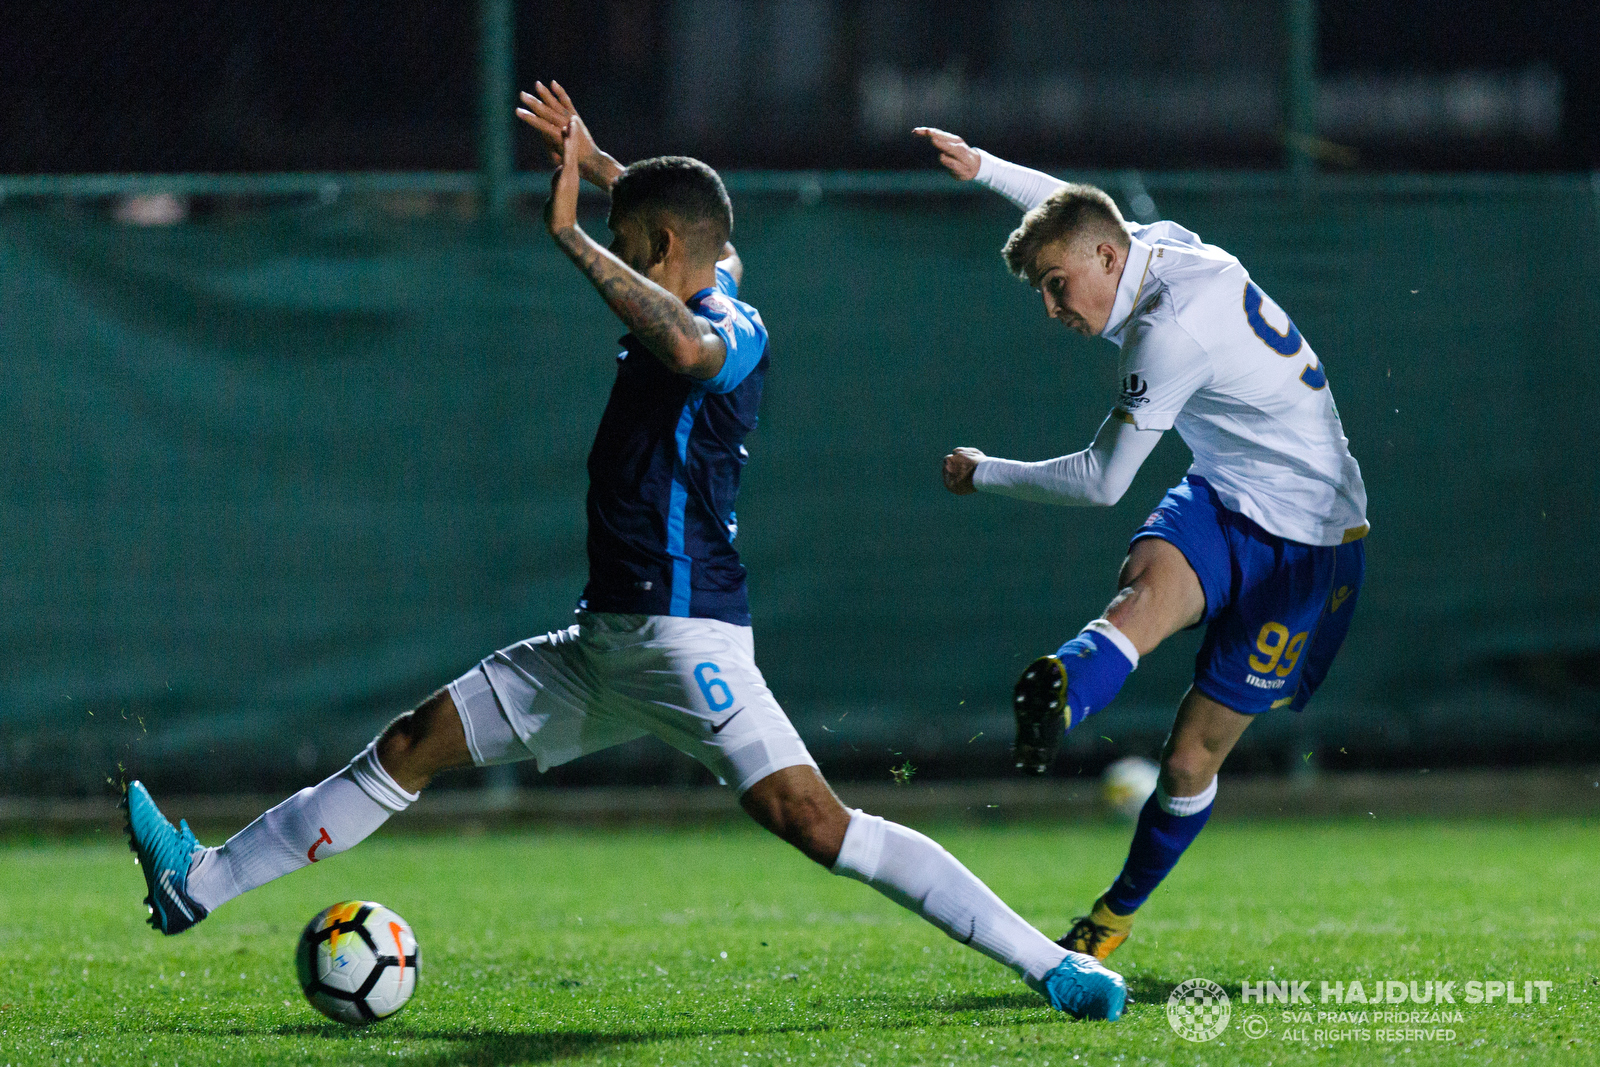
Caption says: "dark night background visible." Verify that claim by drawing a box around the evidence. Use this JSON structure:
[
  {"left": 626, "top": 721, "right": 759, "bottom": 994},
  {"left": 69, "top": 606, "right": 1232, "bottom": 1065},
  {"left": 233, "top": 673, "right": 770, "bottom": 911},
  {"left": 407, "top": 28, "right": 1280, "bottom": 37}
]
[{"left": 2, "top": 0, "right": 1595, "bottom": 175}]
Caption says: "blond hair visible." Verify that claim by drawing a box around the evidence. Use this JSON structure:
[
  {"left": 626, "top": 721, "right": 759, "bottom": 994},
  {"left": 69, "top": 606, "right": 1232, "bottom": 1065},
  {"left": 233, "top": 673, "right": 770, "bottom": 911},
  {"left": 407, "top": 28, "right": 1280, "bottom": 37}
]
[{"left": 1001, "top": 183, "right": 1129, "bottom": 280}]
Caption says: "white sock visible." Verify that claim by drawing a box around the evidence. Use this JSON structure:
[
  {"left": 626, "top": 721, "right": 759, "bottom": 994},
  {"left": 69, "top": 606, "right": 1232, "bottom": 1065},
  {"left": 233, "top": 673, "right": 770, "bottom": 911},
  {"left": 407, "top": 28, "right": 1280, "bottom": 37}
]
[
  {"left": 186, "top": 741, "right": 418, "bottom": 913},
  {"left": 1157, "top": 774, "right": 1217, "bottom": 815},
  {"left": 1082, "top": 618, "right": 1140, "bottom": 669},
  {"left": 832, "top": 809, "right": 1068, "bottom": 990}
]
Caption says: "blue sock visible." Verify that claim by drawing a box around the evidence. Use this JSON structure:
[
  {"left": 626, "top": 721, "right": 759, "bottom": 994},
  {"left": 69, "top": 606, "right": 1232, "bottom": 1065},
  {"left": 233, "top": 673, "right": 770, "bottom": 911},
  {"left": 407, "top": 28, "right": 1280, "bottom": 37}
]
[
  {"left": 1103, "top": 779, "right": 1216, "bottom": 915},
  {"left": 1054, "top": 621, "right": 1138, "bottom": 729}
]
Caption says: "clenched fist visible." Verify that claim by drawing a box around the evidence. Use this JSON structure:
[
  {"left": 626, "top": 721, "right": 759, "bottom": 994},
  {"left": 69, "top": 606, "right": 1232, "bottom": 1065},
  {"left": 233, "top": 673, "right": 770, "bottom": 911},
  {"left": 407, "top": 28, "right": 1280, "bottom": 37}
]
[{"left": 943, "top": 447, "right": 986, "bottom": 494}]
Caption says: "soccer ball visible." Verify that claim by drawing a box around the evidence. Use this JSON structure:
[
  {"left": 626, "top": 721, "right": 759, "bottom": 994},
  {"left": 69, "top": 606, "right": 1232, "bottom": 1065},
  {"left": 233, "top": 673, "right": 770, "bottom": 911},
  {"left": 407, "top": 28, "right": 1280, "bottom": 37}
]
[
  {"left": 1100, "top": 756, "right": 1160, "bottom": 821},
  {"left": 295, "top": 900, "right": 419, "bottom": 1025}
]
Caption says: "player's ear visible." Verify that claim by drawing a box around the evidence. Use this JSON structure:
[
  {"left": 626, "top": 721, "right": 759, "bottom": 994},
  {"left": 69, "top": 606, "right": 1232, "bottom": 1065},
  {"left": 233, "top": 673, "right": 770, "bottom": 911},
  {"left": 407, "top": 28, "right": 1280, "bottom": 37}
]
[
  {"left": 1098, "top": 241, "right": 1120, "bottom": 274},
  {"left": 648, "top": 225, "right": 673, "bottom": 270}
]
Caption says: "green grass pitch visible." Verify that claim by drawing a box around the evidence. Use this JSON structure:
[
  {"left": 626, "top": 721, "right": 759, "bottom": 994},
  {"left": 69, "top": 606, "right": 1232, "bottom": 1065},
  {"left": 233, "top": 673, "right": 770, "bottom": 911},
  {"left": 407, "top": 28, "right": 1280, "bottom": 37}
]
[{"left": 1, "top": 816, "right": 1595, "bottom": 1065}]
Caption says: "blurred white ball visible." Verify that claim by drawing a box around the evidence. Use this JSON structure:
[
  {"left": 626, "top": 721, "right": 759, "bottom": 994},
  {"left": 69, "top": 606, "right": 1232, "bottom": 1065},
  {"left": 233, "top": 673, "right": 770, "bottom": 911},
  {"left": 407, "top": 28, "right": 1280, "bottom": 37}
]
[{"left": 1100, "top": 756, "right": 1160, "bottom": 820}]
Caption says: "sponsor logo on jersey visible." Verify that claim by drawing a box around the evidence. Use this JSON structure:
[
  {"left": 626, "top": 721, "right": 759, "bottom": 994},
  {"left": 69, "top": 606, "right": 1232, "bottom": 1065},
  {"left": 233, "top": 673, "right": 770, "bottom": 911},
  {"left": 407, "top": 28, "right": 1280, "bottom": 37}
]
[
  {"left": 1120, "top": 373, "right": 1151, "bottom": 408},
  {"left": 307, "top": 826, "right": 333, "bottom": 862}
]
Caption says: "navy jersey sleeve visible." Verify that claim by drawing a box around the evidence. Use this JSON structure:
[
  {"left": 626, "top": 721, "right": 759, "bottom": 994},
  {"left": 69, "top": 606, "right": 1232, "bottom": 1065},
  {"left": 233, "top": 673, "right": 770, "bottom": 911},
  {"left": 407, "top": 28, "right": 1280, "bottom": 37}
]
[{"left": 698, "top": 291, "right": 767, "bottom": 395}]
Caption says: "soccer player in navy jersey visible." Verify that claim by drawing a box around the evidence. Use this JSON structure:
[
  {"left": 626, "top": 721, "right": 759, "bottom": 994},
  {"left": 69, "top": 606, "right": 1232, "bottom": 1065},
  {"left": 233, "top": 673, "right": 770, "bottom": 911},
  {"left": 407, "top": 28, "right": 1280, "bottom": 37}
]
[{"left": 123, "top": 84, "right": 1125, "bottom": 1020}]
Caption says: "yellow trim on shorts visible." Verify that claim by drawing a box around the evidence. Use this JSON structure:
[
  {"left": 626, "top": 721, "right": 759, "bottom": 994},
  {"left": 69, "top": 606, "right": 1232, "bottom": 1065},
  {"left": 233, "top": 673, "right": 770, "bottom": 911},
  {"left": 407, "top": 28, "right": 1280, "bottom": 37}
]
[
  {"left": 1270, "top": 695, "right": 1295, "bottom": 709},
  {"left": 1111, "top": 408, "right": 1135, "bottom": 424},
  {"left": 1341, "top": 523, "right": 1370, "bottom": 544}
]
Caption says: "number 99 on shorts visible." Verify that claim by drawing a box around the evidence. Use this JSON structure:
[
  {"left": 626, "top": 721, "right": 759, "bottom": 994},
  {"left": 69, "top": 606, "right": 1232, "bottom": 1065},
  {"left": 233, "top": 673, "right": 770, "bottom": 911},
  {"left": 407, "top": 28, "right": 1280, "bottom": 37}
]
[{"left": 1247, "top": 622, "right": 1308, "bottom": 677}]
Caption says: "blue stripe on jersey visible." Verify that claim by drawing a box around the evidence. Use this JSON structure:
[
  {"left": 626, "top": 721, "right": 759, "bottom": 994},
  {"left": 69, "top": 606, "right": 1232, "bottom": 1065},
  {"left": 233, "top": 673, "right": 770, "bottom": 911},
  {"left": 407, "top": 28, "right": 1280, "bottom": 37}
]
[
  {"left": 667, "top": 393, "right": 705, "bottom": 615},
  {"left": 579, "top": 274, "right": 766, "bottom": 626}
]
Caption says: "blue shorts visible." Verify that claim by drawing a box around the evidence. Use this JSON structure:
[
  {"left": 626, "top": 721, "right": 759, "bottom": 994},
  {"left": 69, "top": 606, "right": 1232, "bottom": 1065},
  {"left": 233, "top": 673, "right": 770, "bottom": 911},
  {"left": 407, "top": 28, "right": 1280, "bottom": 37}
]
[{"left": 1132, "top": 475, "right": 1366, "bottom": 715}]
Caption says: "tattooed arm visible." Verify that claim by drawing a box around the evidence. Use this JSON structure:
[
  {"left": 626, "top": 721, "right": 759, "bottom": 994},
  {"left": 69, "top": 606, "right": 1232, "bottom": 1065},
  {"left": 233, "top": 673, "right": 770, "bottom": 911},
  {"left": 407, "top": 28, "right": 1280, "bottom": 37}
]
[
  {"left": 551, "top": 227, "right": 727, "bottom": 378},
  {"left": 543, "top": 117, "right": 727, "bottom": 379}
]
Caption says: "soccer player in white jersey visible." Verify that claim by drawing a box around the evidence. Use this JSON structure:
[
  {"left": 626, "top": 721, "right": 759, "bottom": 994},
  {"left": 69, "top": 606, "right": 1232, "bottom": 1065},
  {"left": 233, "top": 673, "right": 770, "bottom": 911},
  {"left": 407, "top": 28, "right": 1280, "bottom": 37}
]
[
  {"left": 916, "top": 127, "right": 1369, "bottom": 961},
  {"left": 117, "top": 88, "right": 1127, "bottom": 1022}
]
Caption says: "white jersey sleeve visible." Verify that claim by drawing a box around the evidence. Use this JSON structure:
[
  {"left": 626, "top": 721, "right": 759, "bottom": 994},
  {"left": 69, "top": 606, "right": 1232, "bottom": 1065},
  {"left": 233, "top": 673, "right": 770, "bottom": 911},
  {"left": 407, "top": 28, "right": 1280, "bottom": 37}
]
[
  {"left": 973, "top": 411, "right": 1164, "bottom": 507},
  {"left": 973, "top": 150, "right": 1066, "bottom": 212},
  {"left": 1114, "top": 317, "right": 1212, "bottom": 432}
]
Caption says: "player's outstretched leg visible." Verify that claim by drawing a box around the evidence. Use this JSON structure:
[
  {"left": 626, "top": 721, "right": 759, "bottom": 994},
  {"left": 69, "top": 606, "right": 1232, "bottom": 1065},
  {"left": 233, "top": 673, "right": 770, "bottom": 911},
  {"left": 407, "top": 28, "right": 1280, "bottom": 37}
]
[
  {"left": 741, "top": 767, "right": 1125, "bottom": 1020},
  {"left": 1013, "top": 538, "right": 1204, "bottom": 774},
  {"left": 1061, "top": 687, "right": 1249, "bottom": 962},
  {"left": 125, "top": 689, "right": 470, "bottom": 934}
]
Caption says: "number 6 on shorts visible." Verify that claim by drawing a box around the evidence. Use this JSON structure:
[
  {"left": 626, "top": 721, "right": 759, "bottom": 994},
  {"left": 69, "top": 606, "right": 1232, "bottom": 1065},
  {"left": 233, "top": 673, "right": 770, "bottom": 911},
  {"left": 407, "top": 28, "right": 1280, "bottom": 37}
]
[{"left": 693, "top": 661, "right": 735, "bottom": 711}]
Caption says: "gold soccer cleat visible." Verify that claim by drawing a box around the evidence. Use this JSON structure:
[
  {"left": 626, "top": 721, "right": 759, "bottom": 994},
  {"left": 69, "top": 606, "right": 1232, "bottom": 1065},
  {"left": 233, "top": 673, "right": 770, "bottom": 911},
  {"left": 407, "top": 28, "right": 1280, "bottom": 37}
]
[{"left": 1058, "top": 895, "right": 1134, "bottom": 962}]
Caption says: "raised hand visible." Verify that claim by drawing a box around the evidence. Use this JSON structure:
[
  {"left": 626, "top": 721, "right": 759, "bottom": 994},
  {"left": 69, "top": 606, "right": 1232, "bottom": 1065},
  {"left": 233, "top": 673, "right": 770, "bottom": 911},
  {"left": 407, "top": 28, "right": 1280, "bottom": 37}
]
[
  {"left": 517, "top": 81, "right": 623, "bottom": 190},
  {"left": 913, "top": 127, "right": 981, "bottom": 181},
  {"left": 544, "top": 116, "right": 584, "bottom": 236}
]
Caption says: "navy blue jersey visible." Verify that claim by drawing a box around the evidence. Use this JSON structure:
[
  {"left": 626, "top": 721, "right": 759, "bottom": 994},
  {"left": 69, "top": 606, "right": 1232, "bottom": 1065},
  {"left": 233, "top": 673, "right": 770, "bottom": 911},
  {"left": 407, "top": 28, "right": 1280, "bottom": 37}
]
[{"left": 579, "top": 266, "right": 767, "bottom": 625}]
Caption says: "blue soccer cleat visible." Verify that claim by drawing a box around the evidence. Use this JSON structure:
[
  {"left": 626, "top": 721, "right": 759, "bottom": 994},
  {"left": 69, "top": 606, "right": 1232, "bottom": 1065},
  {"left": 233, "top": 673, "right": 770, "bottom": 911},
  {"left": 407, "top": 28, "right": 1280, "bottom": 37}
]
[
  {"left": 1041, "top": 950, "right": 1127, "bottom": 1021},
  {"left": 123, "top": 780, "right": 209, "bottom": 935}
]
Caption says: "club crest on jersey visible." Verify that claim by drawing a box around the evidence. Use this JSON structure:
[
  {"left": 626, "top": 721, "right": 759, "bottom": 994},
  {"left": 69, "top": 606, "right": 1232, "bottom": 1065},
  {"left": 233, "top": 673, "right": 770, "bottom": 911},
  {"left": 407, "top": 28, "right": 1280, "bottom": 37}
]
[{"left": 1120, "top": 373, "right": 1151, "bottom": 408}]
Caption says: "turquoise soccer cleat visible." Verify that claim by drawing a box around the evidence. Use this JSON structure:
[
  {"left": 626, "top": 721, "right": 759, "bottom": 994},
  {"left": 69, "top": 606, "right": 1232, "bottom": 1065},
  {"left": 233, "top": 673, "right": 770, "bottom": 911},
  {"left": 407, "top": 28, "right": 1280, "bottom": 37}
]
[
  {"left": 123, "top": 780, "right": 209, "bottom": 935},
  {"left": 1040, "top": 950, "right": 1127, "bottom": 1021}
]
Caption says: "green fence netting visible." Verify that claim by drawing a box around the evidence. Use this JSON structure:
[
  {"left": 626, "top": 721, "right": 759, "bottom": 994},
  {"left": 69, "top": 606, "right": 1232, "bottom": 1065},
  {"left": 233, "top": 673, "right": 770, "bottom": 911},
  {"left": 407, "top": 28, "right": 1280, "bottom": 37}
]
[{"left": 4, "top": 176, "right": 1599, "bottom": 794}]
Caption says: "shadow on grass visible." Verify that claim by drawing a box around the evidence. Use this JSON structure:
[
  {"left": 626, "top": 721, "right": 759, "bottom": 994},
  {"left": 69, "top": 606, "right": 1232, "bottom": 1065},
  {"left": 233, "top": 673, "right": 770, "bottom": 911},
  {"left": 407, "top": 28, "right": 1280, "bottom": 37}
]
[
  {"left": 396, "top": 1030, "right": 658, "bottom": 1065},
  {"left": 1126, "top": 974, "right": 1183, "bottom": 1007},
  {"left": 238, "top": 1008, "right": 1078, "bottom": 1066},
  {"left": 926, "top": 992, "right": 1044, "bottom": 1013},
  {"left": 198, "top": 1021, "right": 677, "bottom": 1064},
  {"left": 148, "top": 988, "right": 1088, "bottom": 1066},
  {"left": 340, "top": 1023, "right": 841, "bottom": 1066}
]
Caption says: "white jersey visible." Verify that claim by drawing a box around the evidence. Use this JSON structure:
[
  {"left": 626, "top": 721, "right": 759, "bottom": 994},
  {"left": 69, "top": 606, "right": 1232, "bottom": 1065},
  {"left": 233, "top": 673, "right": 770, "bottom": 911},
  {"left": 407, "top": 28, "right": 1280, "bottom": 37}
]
[
  {"left": 1106, "top": 220, "right": 1368, "bottom": 546},
  {"left": 971, "top": 153, "right": 1369, "bottom": 547}
]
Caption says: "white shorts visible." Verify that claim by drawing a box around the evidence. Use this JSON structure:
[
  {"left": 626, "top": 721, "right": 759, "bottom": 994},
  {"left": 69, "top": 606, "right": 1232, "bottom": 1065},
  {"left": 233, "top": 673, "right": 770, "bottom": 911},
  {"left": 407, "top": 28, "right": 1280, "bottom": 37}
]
[{"left": 446, "top": 612, "right": 818, "bottom": 795}]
